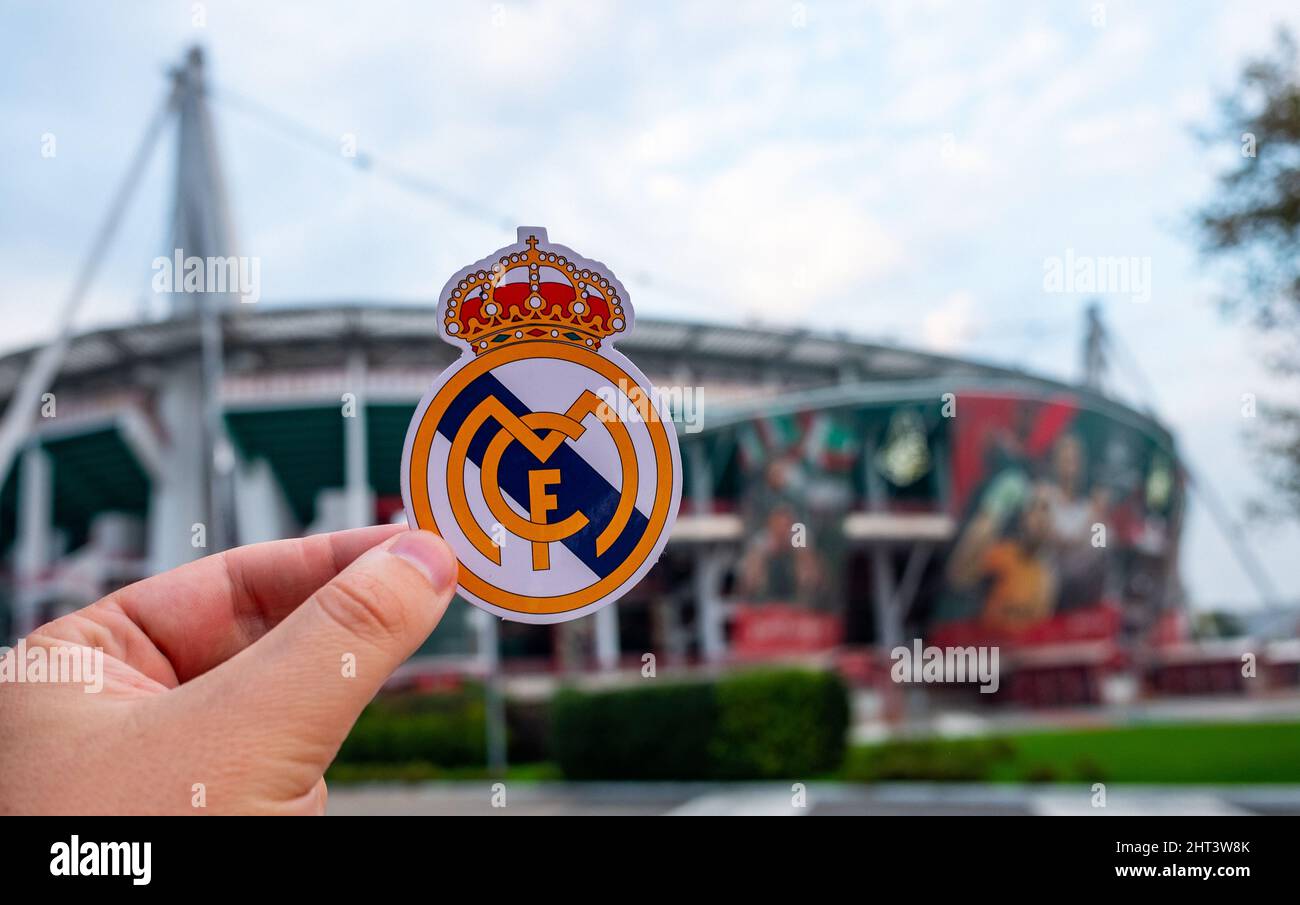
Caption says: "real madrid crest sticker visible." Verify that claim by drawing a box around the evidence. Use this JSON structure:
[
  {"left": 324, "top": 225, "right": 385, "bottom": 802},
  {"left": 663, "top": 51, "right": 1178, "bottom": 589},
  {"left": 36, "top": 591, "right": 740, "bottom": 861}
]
[{"left": 401, "top": 227, "right": 682, "bottom": 624}]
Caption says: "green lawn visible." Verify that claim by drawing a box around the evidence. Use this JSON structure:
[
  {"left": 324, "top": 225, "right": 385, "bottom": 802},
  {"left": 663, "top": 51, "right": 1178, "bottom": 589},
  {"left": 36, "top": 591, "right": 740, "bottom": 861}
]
[
  {"left": 840, "top": 720, "right": 1300, "bottom": 784},
  {"left": 326, "top": 720, "right": 1300, "bottom": 785}
]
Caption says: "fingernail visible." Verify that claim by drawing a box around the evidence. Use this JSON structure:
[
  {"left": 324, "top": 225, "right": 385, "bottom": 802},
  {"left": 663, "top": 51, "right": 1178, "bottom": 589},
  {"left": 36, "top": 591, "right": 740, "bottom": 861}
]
[{"left": 389, "top": 532, "right": 457, "bottom": 591}]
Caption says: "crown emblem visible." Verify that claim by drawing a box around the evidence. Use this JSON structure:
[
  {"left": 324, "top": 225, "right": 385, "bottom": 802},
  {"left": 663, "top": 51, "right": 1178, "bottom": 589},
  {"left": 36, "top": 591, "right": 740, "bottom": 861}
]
[{"left": 442, "top": 228, "right": 628, "bottom": 355}]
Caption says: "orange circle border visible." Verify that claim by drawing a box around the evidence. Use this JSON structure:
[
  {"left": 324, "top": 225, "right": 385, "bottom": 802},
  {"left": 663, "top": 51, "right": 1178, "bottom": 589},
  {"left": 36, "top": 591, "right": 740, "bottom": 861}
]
[{"left": 408, "top": 342, "right": 675, "bottom": 615}]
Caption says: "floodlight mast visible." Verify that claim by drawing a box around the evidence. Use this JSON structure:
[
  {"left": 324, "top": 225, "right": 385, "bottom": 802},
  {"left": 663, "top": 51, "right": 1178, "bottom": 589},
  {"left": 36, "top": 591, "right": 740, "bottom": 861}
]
[
  {"left": 0, "top": 78, "right": 176, "bottom": 493},
  {"left": 0, "top": 45, "right": 239, "bottom": 567},
  {"left": 167, "top": 46, "right": 238, "bottom": 557}
]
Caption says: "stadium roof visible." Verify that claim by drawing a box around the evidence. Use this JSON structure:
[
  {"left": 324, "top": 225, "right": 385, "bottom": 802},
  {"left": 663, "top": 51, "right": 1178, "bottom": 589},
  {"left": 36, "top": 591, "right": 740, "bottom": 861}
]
[
  {"left": 0, "top": 300, "right": 1098, "bottom": 406},
  {"left": 0, "top": 301, "right": 1176, "bottom": 553}
]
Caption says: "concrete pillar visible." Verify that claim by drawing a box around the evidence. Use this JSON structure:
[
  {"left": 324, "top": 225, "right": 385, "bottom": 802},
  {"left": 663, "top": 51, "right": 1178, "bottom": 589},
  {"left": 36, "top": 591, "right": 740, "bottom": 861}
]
[
  {"left": 148, "top": 363, "right": 209, "bottom": 573},
  {"left": 696, "top": 551, "right": 727, "bottom": 662},
  {"left": 864, "top": 431, "right": 902, "bottom": 650},
  {"left": 594, "top": 603, "right": 620, "bottom": 671},
  {"left": 233, "top": 457, "right": 298, "bottom": 544},
  {"left": 343, "top": 350, "right": 372, "bottom": 528},
  {"left": 871, "top": 546, "right": 900, "bottom": 650},
  {"left": 14, "top": 445, "right": 53, "bottom": 637},
  {"left": 474, "top": 608, "right": 507, "bottom": 774},
  {"left": 686, "top": 432, "right": 726, "bottom": 660},
  {"left": 687, "top": 439, "right": 712, "bottom": 512}
]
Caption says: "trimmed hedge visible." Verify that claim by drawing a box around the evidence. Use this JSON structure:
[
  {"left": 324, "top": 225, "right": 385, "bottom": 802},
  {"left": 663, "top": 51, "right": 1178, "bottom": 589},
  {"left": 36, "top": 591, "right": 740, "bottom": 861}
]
[
  {"left": 841, "top": 737, "right": 1016, "bottom": 782},
  {"left": 551, "top": 681, "right": 717, "bottom": 780},
  {"left": 337, "top": 689, "right": 486, "bottom": 767},
  {"left": 505, "top": 697, "right": 553, "bottom": 764},
  {"left": 551, "top": 669, "right": 849, "bottom": 780},
  {"left": 711, "top": 670, "right": 851, "bottom": 779}
]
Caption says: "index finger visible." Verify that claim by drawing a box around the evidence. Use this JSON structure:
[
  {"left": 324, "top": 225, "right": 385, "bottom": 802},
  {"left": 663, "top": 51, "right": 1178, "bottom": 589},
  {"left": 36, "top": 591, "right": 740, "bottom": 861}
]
[{"left": 72, "top": 524, "right": 408, "bottom": 685}]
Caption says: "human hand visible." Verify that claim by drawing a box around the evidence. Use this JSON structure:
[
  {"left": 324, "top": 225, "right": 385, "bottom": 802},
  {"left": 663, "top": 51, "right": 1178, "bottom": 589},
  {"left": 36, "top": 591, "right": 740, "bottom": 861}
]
[{"left": 0, "top": 525, "right": 457, "bottom": 815}]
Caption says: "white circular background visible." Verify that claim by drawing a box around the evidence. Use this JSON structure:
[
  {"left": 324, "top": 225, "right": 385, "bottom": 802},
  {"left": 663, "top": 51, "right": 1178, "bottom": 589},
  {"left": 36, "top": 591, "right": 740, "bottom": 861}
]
[{"left": 400, "top": 346, "right": 682, "bottom": 624}]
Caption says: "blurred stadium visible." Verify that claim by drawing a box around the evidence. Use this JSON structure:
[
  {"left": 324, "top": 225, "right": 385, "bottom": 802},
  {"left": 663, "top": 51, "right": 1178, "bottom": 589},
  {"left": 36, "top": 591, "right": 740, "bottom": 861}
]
[{"left": 3, "top": 47, "right": 1299, "bottom": 763}]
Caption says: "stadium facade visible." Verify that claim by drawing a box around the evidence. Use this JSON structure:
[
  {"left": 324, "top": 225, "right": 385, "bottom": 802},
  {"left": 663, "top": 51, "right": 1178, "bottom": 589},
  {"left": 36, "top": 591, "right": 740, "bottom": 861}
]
[
  {"left": 7, "top": 47, "right": 1286, "bottom": 709},
  {"left": 0, "top": 296, "right": 1201, "bottom": 702}
]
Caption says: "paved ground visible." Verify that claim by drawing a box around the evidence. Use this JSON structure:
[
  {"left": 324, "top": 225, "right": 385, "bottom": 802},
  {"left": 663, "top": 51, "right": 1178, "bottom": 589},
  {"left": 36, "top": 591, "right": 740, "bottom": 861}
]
[{"left": 326, "top": 782, "right": 1300, "bottom": 816}]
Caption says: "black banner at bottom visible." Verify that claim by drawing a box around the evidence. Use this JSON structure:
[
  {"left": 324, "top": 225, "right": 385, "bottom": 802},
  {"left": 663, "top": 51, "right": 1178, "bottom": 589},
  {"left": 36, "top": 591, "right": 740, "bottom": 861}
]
[{"left": 0, "top": 816, "right": 1281, "bottom": 891}]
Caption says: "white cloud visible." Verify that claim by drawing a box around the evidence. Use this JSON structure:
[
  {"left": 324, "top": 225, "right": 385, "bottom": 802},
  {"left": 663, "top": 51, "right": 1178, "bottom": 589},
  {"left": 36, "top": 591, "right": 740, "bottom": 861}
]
[
  {"left": 921, "top": 290, "right": 977, "bottom": 352},
  {"left": 5, "top": 0, "right": 1300, "bottom": 600}
]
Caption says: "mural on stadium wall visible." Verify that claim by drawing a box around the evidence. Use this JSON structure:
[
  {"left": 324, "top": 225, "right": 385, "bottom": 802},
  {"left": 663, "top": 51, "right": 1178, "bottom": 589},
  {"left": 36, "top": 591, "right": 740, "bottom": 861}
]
[
  {"left": 930, "top": 393, "right": 1184, "bottom": 646},
  {"left": 711, "top": 393, "right": 1182, "bottom": 654},
  {"left": 728, "top": 410, "right": 858, "bottom": 653}
]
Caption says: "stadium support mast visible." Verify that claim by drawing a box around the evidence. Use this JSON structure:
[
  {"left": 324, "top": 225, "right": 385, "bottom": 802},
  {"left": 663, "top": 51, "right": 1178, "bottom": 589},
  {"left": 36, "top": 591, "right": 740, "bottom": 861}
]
[
  {"left": 169, "top": 47, "right": 238, "bottom": 319},
  {"left": 0, "top": 77, "right": 174, "bottom": 499},
  {"left": 150, "top": 46, "right": 239, "bottom": 568},
  {"left": 0, "top": 46, "right": 238, "bottom": 569},
  {"left": 1081, "top": 300, "right": 1107, "bottom": 393}
]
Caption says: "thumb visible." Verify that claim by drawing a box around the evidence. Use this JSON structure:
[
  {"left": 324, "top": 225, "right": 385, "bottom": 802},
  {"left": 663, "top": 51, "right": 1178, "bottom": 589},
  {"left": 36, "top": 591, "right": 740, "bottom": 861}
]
[{"left": 179, "top": 530, "right": 459, "bottom": 781}]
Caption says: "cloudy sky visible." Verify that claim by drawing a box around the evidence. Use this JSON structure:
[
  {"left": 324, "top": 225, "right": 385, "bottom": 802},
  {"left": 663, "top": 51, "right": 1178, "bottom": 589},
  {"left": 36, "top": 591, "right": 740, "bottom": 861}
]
[{"left": 3, "top": 0, "right": 1300, "bottom": 607}]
